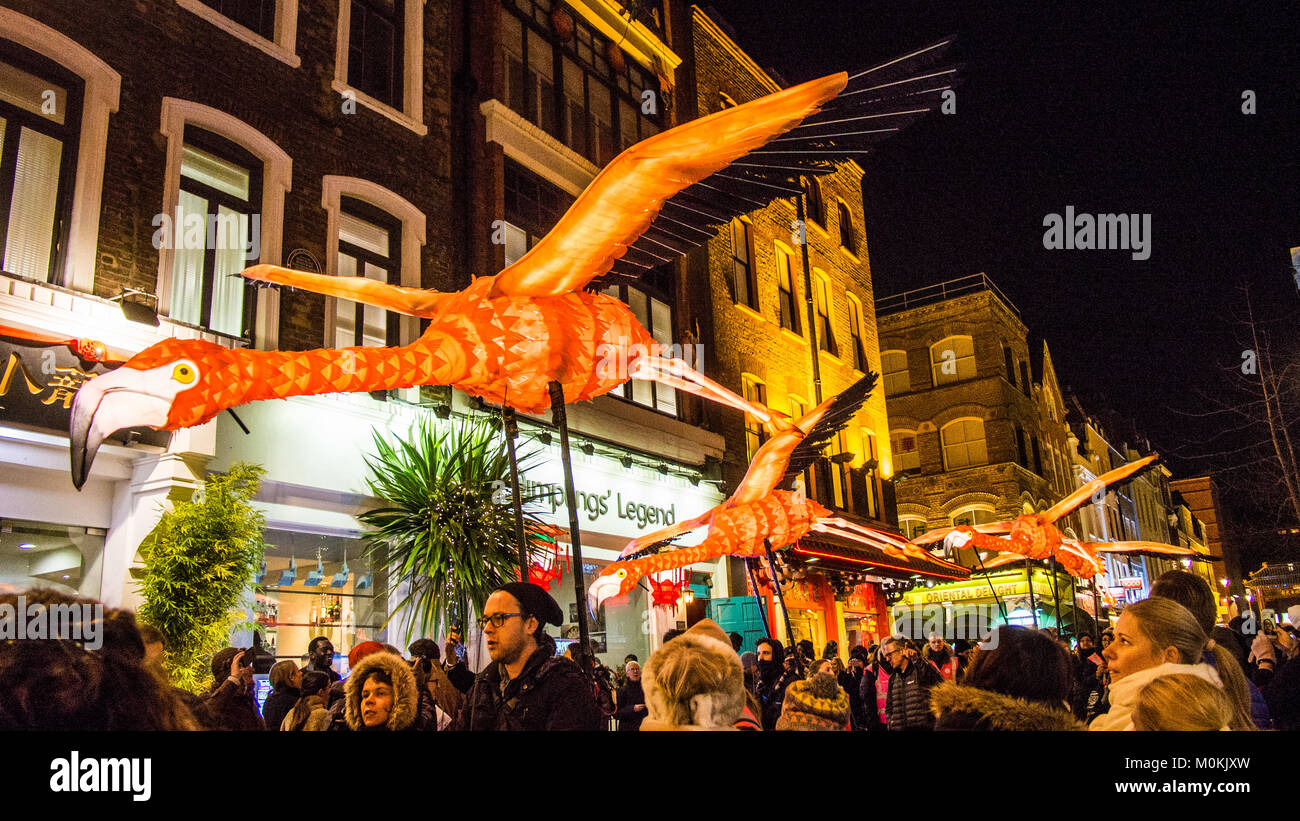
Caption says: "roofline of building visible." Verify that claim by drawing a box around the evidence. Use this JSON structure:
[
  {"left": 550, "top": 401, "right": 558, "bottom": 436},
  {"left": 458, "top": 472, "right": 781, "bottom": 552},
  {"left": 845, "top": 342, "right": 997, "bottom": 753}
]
[{"left": 877, "top": 272, "right": 1022, "bottom": 319}]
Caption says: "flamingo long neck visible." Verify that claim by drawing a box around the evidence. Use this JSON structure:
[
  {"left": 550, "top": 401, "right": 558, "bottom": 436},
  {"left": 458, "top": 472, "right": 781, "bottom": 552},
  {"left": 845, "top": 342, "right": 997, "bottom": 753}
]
[
  {"left": 177, "top": 335, "right": 466, "bottom": 427},
  {"left": 635, "top": 543, "right": 723, "bottom": 577}
]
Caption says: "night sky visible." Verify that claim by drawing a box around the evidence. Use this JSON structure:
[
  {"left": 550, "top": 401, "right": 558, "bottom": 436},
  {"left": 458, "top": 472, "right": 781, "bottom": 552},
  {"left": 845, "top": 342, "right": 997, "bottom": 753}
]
[{"left": 704, "top": 0, "right": 1300, "bottom": 563}]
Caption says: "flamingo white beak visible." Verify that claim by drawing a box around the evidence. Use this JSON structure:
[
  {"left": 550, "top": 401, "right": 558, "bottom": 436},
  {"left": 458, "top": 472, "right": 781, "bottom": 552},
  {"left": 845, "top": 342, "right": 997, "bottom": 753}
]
[
  {"left": 69, "top": 362, "right": 190, "bottom": 489},
  {"left": 587, "top": 573, "right": 624, "bottom": 619}
]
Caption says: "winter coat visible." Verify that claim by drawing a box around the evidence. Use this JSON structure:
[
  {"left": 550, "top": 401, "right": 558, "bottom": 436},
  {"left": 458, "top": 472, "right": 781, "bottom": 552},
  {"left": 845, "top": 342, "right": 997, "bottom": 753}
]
[
  {"left": 930, "top": 683, "right": 1085, "bottom": 731},
  {"left": 280, "top": 693, "right": 331, "bottom": 731},
  {"left": 755, "top": 666, "right": 799, "bottom": 731},
  {"left": 1089, "top": 662, "right": 1223, "bottom": 731},
  {"left": 203, "top": 678, "right": 265, "bottom": 731},
  {"left": 1264, "top": 651, "right": 1300, "bottom": 731},
  {"left": 453, "top": 633, "right": 602, "bottom": 731},
  {"left": 444, "top": 661, "right": 475, "bottom": 694},
  {"left": 614, "top": 680, "right": 646, "bottom": 732},
  {"left": 855, "top": 667, "right": 885, "bottom": 731},
  {"left": 884, "top": 659, "right": 942, "bottom": 731},
  {"left": 261, "top": 685, "right": 299, "bottom": 733},
  {"left": 340, "top": 651, "right": 429, "bottom": 732}
]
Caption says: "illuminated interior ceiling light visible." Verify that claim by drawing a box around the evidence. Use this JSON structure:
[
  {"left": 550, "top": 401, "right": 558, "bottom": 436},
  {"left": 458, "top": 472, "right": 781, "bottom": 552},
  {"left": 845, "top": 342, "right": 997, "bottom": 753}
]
[
  {"left": 276, "top": 556, "right": 298, "bottom": 587},
  {"left": 433, "top": 404, "right": 452, "bottom": 419},
  {"left": 580, "top": 442, "right": 595, "bottom": 456},
  {"left": 619, "top": 456, "right": 633, "bottom": 469},
  {"left": 538, "top": 432, "right": 553, "bottom": 446},
  {"left": 18, "top": 543, "right": 35, "bottom": 550}
]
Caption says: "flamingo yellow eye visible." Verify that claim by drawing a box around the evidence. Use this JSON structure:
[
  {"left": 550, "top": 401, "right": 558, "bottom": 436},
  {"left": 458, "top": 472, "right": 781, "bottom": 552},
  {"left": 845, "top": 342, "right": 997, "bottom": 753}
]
[
  {"left": 172, "top": 363, "right": 196, "bottom": 384},
  {"left": 615, "top": 569, "right": 627, "bottom": 579}
]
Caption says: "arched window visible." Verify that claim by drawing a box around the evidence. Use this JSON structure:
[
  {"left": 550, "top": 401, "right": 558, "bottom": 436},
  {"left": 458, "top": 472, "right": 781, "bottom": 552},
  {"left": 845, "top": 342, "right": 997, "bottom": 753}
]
[
  {"left": 950, "top": 506, "right": 996, "bottom": 528},
  {"left": 321, "top": 175, "right": 427, "bottom": 351},
  {"left": 813, "top": 270, "right": 837, "bottom": 356},
  {"left": 729, "top": 218, "right": 757, "bottom": 310},
  {"left": 846, "top": 294, "right": 867, "bottom": 371},
  {"left": 801, "top": 175, "right": 824, "bottom": 225},
  {"left": 890, "top": 428, "right": 919, "bottom": 471},
  {"left": 157, "top": 98, "right": 292, "bottom": 348},
  {"left": 941, "top": 418, "right": 988, "bottom": 469},
  {"left": 741, "top": 375, "right": 767, "bottom": 461},
  {"left": 837, "top": 200, "right": 856, "bottom": 253},
  {"left": 930, "top": 335, "right": 975, "bottom": 385},
  {"left": 900, "top": 517, "right": 927, "bottom": 540},
  {"left": 0, "top": 8, "right": 121, "bottom": 291},
  {"left": 882, "top": 350, "right": 909, "bottom": 395},
  {"left": 775, "top": 242, "right": 800, "bottom": 333}
]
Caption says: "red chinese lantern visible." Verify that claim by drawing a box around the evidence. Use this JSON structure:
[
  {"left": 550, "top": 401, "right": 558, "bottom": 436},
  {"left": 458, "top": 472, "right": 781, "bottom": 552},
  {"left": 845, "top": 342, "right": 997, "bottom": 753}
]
[
  {"left": 527, "top": 524, "right": 570, "bottom": 591},
  {"left": 648, "top": 567, "right": 692, "bottom": 608},
  {"left": 549, "top": 7, "right": 575, "bottom": 41},
  {"left": 606, "top": 41, "right": 627, "bottom": 75}
]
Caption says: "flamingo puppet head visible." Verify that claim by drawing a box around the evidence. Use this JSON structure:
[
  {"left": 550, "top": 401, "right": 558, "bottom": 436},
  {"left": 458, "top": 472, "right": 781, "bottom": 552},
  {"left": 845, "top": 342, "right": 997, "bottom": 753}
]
[
  {"left": 586, "top": 560, "right": 649, "bottom": 617},
  {"left": 69, "top": 338, "right": 245, "bottom": 488}
]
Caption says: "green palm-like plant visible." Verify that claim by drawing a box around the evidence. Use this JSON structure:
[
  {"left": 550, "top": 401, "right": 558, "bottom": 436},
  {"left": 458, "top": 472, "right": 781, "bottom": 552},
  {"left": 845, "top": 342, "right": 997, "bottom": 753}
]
[
  {"left": 137, "top": 462, "right": 266, "bottom": 693},
  {"left": 359, "top": 414, "right": 548, "bottom": 643}
]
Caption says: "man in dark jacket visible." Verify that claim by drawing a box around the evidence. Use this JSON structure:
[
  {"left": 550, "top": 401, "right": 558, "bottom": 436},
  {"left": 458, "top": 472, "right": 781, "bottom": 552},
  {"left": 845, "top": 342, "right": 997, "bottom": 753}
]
[
  {"left": 754, "top": 637, "right": 798, "bottom": 730},
  {"left": 203, "top": 648, "right": 265, "bottom": 731},
  {"left": 882, "top": 637, "right": 941, "bottom": 731},
  {"left": 454, "top": 582, "right": 600, "bottom": 731}
]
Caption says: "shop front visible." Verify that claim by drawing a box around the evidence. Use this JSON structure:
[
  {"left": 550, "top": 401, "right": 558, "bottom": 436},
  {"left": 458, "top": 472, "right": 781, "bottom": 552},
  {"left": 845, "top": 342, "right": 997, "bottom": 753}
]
[{"left": 900, "top": 566, "right": 1093, "bottom": 637}]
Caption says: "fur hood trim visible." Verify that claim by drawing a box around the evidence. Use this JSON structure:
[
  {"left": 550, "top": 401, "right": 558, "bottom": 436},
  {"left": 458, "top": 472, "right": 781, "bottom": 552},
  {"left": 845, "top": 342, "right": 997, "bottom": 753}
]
[
  {"left": 344, "top": 652, "right": 419, "bottom": 731},
  {"left": 930, "top": 683, "right": 1084, "bottom": 731}
]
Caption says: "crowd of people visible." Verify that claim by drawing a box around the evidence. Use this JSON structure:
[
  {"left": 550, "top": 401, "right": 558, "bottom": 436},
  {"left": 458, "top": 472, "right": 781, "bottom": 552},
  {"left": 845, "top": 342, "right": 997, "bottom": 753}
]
[{"left": 1, "top": 570, "right": 1296, "bottom": 731}]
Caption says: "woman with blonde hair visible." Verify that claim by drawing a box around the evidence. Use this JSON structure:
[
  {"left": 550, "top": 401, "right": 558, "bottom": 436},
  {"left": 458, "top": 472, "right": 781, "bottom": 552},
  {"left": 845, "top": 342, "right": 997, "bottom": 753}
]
[
  {"left": 1090, "top": 597, "right": 1253, "bottom": 730},
  {"left": 641, "top": 620, "right": 744, "bottom": 730},
  {"left": 1133, "top": 674, "right": 1235, "bottom": 731}
]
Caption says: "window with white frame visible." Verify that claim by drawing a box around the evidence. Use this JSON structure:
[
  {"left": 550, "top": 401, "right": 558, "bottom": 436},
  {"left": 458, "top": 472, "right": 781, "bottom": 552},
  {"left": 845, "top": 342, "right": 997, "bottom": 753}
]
[
  {"left": 156, "top": 97, "right": 291, "bottom": 349},
  {"left": 334, "top": 197, "right": 400, "bottom": 349},
  {"left": 837, "top": 200, "right": 856, "bottom": 253},
  {"left": 882, "top": 350, "right": 909, "bottom": 395},
  {"left": 847, "top": 295, "right": 867, "bottom": 371},
  {"left": 950, "top": 506, "right": 996, "bottom": 528},
  {"left": 776, "top": 245, "right": 799, "bottom": 333},
  {"left": 333, "top": 0, "right": 425, "bottom": 133},
  {"left": 890, "top": 428, "right": 919, "bottom": 471},
  {"left": 931, "top": 335, "right": 975, "bottom": 385},
  {"left": 169, "top": 129, "right": 262, "bottom": 338},
  {"left": 899, "top": 517, "right": 927, "bottom": 540},
  {"left": 602, "top": 281, "right": 677, "bottom": 416},
  {"left": 503, "top": 157, "right": 574, "bottom": 265},
  {"left": 814, "top": 272, "right": 837, "bottom": 356},
  {"left": 742, "top": 376, "right": 766, "bottom": 461},
  {"left": 501, "top": 0, "right": 662, "bottom": 160},
  {"left": 320, "top": 175, "right": 425, "bottom": 354},
  {"left": 0, "top": 46, "right": 80, "bottom": 284},
  {"left": 941, "top": 418, "right": 988, "bottom": 470},
  {"left": 177, "top": 0, "right": 299, "bottom": 67},
  {"left": 729, "top": 218, "right": 757, "bottom": 310},
  {"left": 801, "top": 175, "right": 824, "bottom": 225}
]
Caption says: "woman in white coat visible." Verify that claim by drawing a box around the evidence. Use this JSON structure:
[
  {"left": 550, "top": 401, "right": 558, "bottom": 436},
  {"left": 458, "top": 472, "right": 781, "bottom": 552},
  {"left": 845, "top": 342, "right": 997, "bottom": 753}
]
[{"left": 1089, "top": 597, "right": 1253, "bottom": 731}]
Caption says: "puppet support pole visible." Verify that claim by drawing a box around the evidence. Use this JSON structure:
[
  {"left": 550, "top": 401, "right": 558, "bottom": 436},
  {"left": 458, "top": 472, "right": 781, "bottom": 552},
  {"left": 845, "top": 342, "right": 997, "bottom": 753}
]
[
  {"left": 744, "top": 557, "right": 772, "bottom": 638},
  {"left": 550, "top": 381, "right": 593, "bottom": 680},
  {"left": 502, "top": 407, "right": 528, "bottom": 581},
  {"left": 764, "top": 539, "right": 797, "bottom": 650},
  {"left": 1025, "top": 558, "right": 1039, "bottom": 629}
]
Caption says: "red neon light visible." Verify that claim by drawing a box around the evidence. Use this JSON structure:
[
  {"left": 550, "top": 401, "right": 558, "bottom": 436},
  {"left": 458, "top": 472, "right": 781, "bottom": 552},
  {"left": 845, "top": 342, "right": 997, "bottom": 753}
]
[{"left": 792, "top": 546, "right": 969, "bottom": 581}]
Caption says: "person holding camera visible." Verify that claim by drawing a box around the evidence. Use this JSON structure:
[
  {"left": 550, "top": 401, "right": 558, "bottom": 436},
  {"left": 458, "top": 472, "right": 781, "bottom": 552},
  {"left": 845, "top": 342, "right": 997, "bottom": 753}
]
[{"left": 202, "top": 647, "right": 265, "bottom": 731}]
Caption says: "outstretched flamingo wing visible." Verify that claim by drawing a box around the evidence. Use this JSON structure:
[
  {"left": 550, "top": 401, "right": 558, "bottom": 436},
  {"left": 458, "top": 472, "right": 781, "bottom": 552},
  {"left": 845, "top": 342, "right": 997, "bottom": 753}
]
[
  {"left": 1090, "top": 541, "right": 1218, "bottom": 561},
  {"left": 731, "top": 373, "right": 877, "bottom": 506},
  {"left": 488, "top": 41, "right": 958, "bottom": 298},
  {"left": 240, "top": 264, "right": 449, "bottom": 317},
  {"left": 1041, "top": 454, "right": 1158, "bottom": 523},
  {"left": 911, "top": 521, "right": 1014, "bottom": 547}
]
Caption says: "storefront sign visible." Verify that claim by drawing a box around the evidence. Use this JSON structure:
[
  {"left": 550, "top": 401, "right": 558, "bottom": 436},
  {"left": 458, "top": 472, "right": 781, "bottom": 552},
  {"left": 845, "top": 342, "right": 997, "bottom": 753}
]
[
  {"left": 1119, "top": 577, "right": 1144, "bottom": 589},
  {"left": 0, "top": 336, "right": 167, "bottom": 446},
  {"left": 914, "top": 580, "right": 1053, "bottom": 605}
]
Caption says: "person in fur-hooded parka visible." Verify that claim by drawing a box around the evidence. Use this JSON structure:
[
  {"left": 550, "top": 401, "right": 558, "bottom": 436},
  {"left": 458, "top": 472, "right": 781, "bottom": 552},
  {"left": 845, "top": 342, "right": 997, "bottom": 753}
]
[
  {"left": 342, "top": 652, "right": 426, "bottom": 732},
  {"left": 641, "top": 619, "right": 744, "bottom": 730},
  {"left": 930, "top": 682, "right": 1085, "bottom": 730}
]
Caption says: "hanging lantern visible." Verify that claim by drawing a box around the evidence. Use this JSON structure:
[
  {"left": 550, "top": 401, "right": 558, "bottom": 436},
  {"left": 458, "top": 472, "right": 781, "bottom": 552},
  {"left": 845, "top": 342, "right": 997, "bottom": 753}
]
[
  {"left": 606, "top": 41, "right": 627, "bottom": 75},
  {"left": 648, "top": 567, "right": 692, "bottom": 608},
  {"left": 527, "top": 524, "right": 569, "bottom": 591},
  {"left": 549, "top": 7, "right": 575, "bottom": 41}
]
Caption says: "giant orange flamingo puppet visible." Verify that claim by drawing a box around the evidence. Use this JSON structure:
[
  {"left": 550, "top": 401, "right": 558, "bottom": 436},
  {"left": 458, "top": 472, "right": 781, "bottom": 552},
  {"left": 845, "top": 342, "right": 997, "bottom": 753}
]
[
  {"left": 910, "top": 454, "right": 1206, "bottom": 578},
  {"left": 69, "top": 41, "right": 960, "bottom": 488},
  {"left": 587, "top": 374, "right": 967, "bottom": 615}
]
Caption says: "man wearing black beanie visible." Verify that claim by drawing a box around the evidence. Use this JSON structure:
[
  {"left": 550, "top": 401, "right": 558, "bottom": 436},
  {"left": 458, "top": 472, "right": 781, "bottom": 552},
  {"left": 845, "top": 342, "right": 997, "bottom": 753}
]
[{"left": 452, "top": 582, "right": 601, "bottom": 731}]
